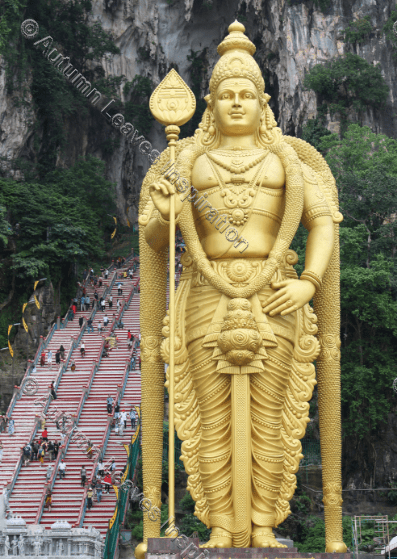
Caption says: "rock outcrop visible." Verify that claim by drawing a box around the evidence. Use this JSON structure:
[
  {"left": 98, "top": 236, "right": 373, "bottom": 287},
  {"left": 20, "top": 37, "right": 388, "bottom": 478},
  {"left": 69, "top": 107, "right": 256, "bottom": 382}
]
[{"left": 1, "top": 0, "right": 396, "bottom": 222}]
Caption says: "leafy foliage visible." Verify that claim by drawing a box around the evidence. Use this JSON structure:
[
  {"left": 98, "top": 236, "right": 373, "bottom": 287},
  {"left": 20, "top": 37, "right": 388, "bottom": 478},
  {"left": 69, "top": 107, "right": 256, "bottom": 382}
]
[
  {"left": 0, "top": 0, "right": 120, "bottom": 177},
  {"left": 302, "top": 125, "right": 397, "bottom": 437},
  {"left": 304, "top": 54, "right": 389, "bottom": 133},
  {"left": 179, "top": 492, "right": 211, "bottom": 540},
  {"left": 0, "top": 156, "right": 116, "bottom": 316},
  {"left": 294, "top": 492, "right": 311, "bottom": 514},
  {"left": 296, "top": 516, "right": 326, "bottom": 552},
  {"left": 343, "top": 16, "right": 372, "bottom": 45},
  {"left": 300, "top": 117, "right": 332, "bottom": 153},
  {"left": 384, "top": 9, "right": 397, "bottom": 59},
  {"left": 0, "top": 206, "right": 11, "bottom": 248}
]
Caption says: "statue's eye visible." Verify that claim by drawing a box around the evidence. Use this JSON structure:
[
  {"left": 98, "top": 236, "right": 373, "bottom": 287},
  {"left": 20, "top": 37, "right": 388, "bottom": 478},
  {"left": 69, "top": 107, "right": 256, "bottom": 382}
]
[
  {"left": 245, "top": 93, "right": 254, "bottom": 98},
  {"left": 220, "top": 93, "right": 230, "bottom": 99}
]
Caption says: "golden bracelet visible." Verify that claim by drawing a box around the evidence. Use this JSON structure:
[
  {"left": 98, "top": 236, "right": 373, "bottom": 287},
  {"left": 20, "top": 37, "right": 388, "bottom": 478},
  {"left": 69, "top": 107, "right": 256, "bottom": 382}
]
[
  {"left": 300, "top": 270, "right": 322, "bottom": 290},
  {"left": 157, "top": 212, "right": 179, "bottom": 227}
]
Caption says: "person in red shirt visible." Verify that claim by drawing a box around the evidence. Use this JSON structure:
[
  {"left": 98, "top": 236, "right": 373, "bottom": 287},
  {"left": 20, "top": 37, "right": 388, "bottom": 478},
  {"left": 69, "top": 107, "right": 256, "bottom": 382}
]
[
  {"left": 72, "top": 304, "right": 77, "bottom": 315},
  {"left": 42, "top": 429, "right": 48, "bottom": 441},
  {"left": 40, "top": 351, "right": 46, "bottom": 367},
  {"left": 103, "top": 473, "right": 112, "bottom": 494}
]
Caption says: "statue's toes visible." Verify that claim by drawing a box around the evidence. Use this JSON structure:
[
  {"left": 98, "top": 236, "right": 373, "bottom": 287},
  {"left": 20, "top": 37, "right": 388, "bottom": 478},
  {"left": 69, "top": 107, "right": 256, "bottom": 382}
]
[{"left": 200, "top": 538, "right": 232, "bottom": 549}]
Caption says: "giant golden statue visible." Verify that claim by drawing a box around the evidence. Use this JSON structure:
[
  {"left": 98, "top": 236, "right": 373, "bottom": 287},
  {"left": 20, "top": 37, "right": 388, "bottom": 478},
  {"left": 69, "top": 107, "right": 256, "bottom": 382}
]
[{"left": 138, "top": 21, "right": 346, "bottom": 553}]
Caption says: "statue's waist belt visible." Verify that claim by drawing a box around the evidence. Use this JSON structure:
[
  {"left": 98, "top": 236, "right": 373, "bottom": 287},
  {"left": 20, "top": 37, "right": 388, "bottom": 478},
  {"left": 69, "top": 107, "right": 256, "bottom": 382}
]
[{"left": 190, "top": 257, "right": 297, "bottom": 287}]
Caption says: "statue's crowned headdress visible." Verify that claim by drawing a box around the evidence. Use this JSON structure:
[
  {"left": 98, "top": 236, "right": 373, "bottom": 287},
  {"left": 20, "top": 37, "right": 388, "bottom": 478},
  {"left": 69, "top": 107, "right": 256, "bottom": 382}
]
[
  {"left": 209, "top": 20, "right": 265, "bottom": 96},
  {"left": 198, "top": 20, "right": 278, "bottom": 146}
]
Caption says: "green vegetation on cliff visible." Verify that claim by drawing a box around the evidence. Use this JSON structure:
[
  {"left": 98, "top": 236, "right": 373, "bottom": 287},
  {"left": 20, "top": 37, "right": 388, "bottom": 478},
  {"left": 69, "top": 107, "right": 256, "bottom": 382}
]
[
  {"left": 298, "top": 124, "right": 397, "bottom": 437},
  {"left": 304, "top": 54, "right": 389, "bottom": 134},
  {"left": 0, "top": 156, "right": 116, "bottom": 332}
]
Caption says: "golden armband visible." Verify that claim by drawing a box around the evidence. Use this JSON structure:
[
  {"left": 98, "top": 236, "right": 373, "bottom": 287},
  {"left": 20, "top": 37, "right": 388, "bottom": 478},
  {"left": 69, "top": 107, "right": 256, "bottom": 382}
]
[
  {"left": 301, "top": 202, "right": 332, "bottom": 229},
  {"left": 300, "top": 270, "right": 322, "bottom": 290}
]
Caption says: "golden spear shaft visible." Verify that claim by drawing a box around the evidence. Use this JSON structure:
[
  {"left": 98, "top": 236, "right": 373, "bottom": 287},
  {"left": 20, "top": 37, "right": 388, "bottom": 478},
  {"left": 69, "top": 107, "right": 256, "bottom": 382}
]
[
  {"left": 166, "top": 124, "right": 177, "bottom": 527},
  {"left": 149, "top": 70, "right": 196, "bottom": 531}
]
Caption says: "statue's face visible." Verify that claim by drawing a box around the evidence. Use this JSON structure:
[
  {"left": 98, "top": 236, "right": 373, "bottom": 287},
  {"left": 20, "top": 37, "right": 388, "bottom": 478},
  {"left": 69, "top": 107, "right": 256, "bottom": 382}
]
[{"left": 213, "top": 77, "right": 262, "bottom": 136}]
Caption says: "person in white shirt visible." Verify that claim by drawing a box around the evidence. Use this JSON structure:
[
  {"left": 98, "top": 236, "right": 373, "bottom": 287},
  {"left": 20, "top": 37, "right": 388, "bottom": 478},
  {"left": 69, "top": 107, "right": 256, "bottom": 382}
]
[
  {"left": 103, "top": 315, "right": 109, "bottom": 327},
  {"left": 46, "top": 464, "right": 53, "bottom": 481},
  {"left": 118, "top": 417, "right": 124, "bottom": 436},
  {"left": 59, "top": 459, "right": 66, "bottom": 479},
  {"left": 117, "top": 299, "right": 121, "bottom": 312},
  {"left": 101, "top": 298, "right": 106, "bottom": 311},
  {"left": 120, "top": 410, "right": 128, "bottom": 428},
  {"left": 47, "top": 350, "right": 53, "bottom": 370},
  {"left": 80, "top": 343, "right": 85, "bottom": 358}
]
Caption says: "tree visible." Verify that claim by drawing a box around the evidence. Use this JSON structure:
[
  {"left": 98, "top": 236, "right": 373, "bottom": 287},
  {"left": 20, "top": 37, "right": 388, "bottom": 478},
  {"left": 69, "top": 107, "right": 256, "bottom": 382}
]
[
  {"left": 320, "top": 125, "right": 397, "bottom": 436},
  {"left": 304, "top": 54, "right": 389, "bottom": 133},
  {"left": 0, "top": 155, "right": 116, "bottom": 315}
]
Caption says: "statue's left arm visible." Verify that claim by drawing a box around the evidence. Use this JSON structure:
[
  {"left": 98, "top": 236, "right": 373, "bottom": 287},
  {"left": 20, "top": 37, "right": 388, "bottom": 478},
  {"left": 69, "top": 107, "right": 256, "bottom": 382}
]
[{"left": 263, "top": 176, "right": 334, "bottom": 316}]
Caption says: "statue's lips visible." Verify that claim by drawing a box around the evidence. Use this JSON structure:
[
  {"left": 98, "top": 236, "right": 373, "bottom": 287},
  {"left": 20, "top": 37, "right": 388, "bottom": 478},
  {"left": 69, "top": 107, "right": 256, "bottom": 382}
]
[{"left": 230, "top": 113, "right": 244, "bottom": 118}]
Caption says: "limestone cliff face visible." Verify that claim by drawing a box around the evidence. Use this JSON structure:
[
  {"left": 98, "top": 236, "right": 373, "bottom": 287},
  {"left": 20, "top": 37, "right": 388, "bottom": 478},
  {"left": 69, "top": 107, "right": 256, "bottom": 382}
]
[{"left": 1, "top": 0, "right": 396, "bottom": 222}]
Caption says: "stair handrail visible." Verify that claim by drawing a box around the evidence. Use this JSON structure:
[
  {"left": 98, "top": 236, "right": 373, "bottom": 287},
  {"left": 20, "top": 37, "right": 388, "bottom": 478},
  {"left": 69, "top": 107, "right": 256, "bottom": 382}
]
[
  {"left": 5, "top": 343, "right": 75, "bottom": 498},
  {"left": 33, "top": 438, "right": 69, "bottom": 524},
  {"left": 77, "top": 359, "right": 131, "bottom": 528},
  {"left": 6, "top": 318, "right": 62, "bottom": 419},
  {"left": 33, "top": 339, "right": 105, "bottom": 524},
  {"left": 5, "top": 262, "right": 120, "bottom": 488}
]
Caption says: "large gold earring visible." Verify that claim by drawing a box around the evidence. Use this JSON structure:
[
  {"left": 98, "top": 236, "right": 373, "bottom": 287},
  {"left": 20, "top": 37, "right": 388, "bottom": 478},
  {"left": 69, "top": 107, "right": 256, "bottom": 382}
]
[
  {"left": 208, "top": 114, "right": 216, "bottom": 136},
  {"left": 259, "top": 112, "right": 267, "bottom": 135}
]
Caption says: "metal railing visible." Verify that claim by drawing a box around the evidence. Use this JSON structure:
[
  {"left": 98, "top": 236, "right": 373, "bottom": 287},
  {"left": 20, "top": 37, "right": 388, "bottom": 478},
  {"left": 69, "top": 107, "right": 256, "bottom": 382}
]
[
  {"left": 300, "top": 439, "right": 321, "bottom": 467},
  {"left": 6, "top": 322, "right": 58, "bottom": 419},
  {"left": 33, "top": 343, "right": 104, "bottom": 524},
  {"left": 77, "top": 358, "right": 132, "bottom": 528}
]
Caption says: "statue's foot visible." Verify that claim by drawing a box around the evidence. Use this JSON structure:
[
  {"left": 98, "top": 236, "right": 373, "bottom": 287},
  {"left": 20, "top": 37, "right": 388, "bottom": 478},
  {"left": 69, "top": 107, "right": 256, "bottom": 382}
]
[
  {"left": 251, "top": 526, "right": 287, "bottom": 548},
  {"left": 200, "top": 527, "right": 233, "bottom": 548},
  {"left": 325, "top": 541, "right": 347, "bottom": 553}
]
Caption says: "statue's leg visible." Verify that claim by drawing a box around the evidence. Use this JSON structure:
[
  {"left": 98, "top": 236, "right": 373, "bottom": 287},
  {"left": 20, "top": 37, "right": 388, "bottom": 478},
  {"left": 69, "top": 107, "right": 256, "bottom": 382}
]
[
  {"left": 250, "top": 311, "right": 295, "bottom": 548},
  {"left": 185, "top": 286, "right": 233, "bottom": 548},
  {"left": 187, "top": 337, "right": 233, "bottom": 547}
]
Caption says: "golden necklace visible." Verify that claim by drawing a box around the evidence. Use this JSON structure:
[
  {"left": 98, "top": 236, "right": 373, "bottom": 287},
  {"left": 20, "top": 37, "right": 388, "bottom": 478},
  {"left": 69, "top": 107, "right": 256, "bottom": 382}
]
[
  {"left": 206, "top": 153, "right": 270, "bottom": 226},
  {"left": 207, "top": 149, "right": 268, "bottom": 184}
]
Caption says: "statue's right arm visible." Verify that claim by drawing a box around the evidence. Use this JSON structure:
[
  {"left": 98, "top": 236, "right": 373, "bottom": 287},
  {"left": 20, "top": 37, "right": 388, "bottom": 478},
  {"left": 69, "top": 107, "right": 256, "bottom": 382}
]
[{"left": 144, "top": 215, "right": 169, "bottom": 252}]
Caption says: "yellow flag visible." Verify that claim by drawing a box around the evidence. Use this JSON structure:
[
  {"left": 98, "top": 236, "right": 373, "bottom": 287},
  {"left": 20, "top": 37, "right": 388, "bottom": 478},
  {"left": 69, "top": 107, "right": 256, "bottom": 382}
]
[
  {"left": 22, "top": 303, "right": 27, "bottom": 313},
  {"left": 22, "top": 318, "right": 28, "bottom": 333},
  {"left": 34, "top": 295, "right": 40, "bottom": 310},
  {"left": 8, "top": 340, "right": 13, "bottom": 358},
  {"left": 34, "top": 281, "right": 39, "bottom": 291},
  {"left": 111, "top": 216, "right": 117, "bottom": 239},
  {"left": 125, "top": 206, "right": 131, "bottom": 227},
  {"left": 8, "top": 325, "right": 12, "bottom": 336}
]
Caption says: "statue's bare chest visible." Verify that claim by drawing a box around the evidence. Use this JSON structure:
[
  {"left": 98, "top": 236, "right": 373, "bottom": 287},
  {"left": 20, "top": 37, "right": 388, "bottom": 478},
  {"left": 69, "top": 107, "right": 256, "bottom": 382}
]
[
  {"left": 192, "top": 149, "right": 284, "bottom": 189},
  {"left": 191, "top": 149, "right": 286, "bottom": 223}
]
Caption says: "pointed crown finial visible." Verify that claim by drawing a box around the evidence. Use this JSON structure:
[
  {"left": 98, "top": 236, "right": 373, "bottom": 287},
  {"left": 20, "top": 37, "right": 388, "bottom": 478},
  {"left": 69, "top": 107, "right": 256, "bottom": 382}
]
[{"left": 217, "top": 19, "right": 256, "bottom": 56}]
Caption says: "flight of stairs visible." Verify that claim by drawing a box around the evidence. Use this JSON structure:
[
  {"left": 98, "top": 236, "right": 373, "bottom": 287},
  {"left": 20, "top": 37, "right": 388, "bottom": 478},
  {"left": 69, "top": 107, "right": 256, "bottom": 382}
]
[{"left": 1, "top": 258, "right": 141, "bottom": 537}]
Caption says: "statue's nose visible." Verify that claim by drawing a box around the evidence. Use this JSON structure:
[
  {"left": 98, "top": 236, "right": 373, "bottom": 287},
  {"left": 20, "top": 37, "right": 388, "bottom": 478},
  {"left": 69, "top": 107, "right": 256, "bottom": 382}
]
[{"left": 233, "top": 93, "right": 241, "bottom": 106}]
